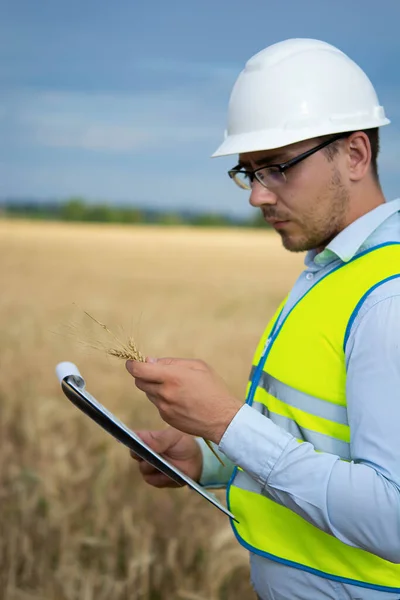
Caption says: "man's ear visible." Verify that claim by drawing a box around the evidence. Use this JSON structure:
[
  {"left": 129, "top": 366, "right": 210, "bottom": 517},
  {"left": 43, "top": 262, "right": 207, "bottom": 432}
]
[{"left": 346, "top": 132, "right": 371, "bottom": 182}]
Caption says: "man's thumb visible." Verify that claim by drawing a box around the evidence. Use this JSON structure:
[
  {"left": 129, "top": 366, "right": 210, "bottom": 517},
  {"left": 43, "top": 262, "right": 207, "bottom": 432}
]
[
  {"left": 145, "top": 356, "right": 158, "bottom": 364},
  {"left": 137, "top": 428, "right": 178, "bottom": 454},
  {"left": 155, "top": 357, "right": 192, "bottom": 367}
]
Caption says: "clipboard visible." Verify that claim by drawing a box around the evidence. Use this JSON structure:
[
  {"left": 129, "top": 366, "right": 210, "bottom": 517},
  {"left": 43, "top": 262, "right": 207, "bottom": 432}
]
[{"left": 55, "top": 362, "right": 236, "bottom": 521}]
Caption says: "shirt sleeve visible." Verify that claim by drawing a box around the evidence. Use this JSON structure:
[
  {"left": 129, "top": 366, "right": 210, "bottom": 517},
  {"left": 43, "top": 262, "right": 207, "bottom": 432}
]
[{"left": 219, "top": 289, "right": 400, "bottom": 563}]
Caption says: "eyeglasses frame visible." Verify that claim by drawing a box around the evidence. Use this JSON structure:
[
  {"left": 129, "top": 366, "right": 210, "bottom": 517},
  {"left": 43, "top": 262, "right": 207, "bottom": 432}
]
[{"left": 228, "top": 132, "right": 351, "bottom": 189}]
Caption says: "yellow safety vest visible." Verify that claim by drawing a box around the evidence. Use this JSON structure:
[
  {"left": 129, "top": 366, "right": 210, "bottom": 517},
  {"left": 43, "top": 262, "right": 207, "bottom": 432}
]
[{"left": 227, "top": 242, "right": 400, "bottom": 592}]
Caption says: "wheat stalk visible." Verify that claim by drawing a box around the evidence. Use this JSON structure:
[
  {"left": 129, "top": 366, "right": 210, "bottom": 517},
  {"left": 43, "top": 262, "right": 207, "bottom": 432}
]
[
  {"left": 83, "top": 311, "right": 225, "bottom": 466},
  {"left": 203, "top": 439, "right": 225, "bottom": 467},
  {"left": 84, "top": 311, "right": 145, "bottom": 362}
]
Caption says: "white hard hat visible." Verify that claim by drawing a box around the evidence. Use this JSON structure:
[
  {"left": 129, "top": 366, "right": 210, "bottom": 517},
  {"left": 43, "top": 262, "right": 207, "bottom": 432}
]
[{"left": 212, "top": 38, "right": 390, "bottom": 157}]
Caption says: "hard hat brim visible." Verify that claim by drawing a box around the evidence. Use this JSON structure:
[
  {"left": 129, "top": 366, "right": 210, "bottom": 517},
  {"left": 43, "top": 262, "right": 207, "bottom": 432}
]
[{"left": 211, "top": 119, "right": 390, "bottom": 158}]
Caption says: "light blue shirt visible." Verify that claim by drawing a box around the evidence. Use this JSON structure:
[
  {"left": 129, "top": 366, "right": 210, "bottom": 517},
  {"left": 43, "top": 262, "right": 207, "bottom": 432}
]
[{"left": 198, "top": 198, "right": 400, "bottom": 600}]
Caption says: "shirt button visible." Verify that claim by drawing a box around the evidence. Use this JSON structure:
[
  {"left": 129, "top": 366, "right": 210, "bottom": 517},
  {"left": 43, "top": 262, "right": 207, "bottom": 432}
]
[{"left": 306, "top": 272, "right": 314, "bottom": 280}]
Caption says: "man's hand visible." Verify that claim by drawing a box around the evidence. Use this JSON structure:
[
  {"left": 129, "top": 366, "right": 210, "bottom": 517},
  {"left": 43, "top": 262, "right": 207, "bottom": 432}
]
[
  {"left": 132, "top": 427, "right": 203, "bottom": 488},
  {"left": 126, "top": 357, "right": 242, "bottom": 444}
]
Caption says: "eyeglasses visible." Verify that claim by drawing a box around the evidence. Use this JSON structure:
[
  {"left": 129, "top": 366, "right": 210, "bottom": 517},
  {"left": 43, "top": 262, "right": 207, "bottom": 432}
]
[{"left": 228, "top": 133, "right": 350, "bottom": 191}]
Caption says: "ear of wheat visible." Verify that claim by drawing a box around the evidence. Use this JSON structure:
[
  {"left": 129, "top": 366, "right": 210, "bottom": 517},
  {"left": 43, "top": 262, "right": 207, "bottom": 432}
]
[
  {"left": 84, "top": 311, "right": 145, "bottom": 361},
  {"left": 107, "top": 337, "right": 145, "bottom": 362},
  {"left": 83, "top": 311, "right": 225, "bottom": 467}
]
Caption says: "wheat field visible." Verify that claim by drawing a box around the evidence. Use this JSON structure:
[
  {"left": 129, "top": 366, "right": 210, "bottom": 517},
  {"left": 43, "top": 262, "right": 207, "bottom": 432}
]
[{"left": 0, "top": 219, "right": 303, "bottom": 600}]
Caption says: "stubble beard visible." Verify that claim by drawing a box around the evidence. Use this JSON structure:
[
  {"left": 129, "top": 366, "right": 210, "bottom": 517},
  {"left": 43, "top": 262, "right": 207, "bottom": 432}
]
[{"left": 281, "top": 169, "right": 350, "bottom": 253}]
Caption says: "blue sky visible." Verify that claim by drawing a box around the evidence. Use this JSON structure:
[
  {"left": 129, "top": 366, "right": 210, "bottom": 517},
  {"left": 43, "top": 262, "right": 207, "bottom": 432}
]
[{"left": 1, "top": 0, "right": 399, "bottom": 216}]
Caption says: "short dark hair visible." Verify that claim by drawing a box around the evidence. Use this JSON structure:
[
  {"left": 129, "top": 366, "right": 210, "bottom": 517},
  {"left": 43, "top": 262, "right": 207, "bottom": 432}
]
[{"left": 322, "top": 128, "right": 380, "bottom": 182}]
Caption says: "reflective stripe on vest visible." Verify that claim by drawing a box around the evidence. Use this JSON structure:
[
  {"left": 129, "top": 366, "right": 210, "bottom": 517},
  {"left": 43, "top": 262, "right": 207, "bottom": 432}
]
[{"left": 227, "top": 243, "right": 400, "bottom": 592}]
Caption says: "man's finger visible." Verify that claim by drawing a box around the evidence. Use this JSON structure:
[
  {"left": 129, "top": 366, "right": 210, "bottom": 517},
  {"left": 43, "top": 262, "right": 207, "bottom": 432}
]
[
  {"left": 144, "top": 472, "right": 183, "bottom": 488},
  {"left": 125, "top": 360, "right": 165, "bottom": 381},
  {"left": 139, "top": 461, "right": 160, "bottom": 477},
  {"left": 155, "top": 357, "right": 208, "bottom": 372},
  {"left": 134, "top": 378, "right": 161, "bottom": 398},
  {"left": 155, "top": 357, "right": 195, "bottom": 366},
  {"left": 130, "top": 450, "right": 144, "bottom": 462},
  {"left": 137, "top": 428, "right": 181, "bottom": 455},
  {"left": 130, "top": 430, "right": 166, "bottom": 460},
  {"left": 125, "top": 357, "right": 200, "bottom": 380}
]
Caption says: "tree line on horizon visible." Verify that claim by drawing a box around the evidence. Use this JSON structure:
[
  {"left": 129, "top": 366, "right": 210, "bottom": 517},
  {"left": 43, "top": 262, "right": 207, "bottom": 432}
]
[{"left": 0, "top": 197, "right": 270, "bottom": 228}]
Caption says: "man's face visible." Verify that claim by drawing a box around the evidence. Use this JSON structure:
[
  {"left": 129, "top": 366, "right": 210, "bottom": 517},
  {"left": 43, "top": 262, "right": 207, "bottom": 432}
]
[{"left": 239, "top": 137, "right": 350, "bottom": 252}]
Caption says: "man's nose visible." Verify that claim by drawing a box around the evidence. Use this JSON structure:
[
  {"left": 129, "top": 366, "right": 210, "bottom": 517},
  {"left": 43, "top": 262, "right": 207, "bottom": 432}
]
[{"left": 249, "top": 181, "right": 278, "bottom": 208}]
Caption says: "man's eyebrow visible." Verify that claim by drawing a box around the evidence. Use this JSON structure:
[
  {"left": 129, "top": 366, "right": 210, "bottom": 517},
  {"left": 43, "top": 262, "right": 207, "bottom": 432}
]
[{"left": 238, "top": 153, "right": 291, "bottom": 169}]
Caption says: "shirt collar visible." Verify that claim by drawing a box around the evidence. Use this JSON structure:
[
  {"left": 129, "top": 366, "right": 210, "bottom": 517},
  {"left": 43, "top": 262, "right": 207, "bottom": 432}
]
[{"left": 305, "top": 198, "right": 400, "bottom": 268}]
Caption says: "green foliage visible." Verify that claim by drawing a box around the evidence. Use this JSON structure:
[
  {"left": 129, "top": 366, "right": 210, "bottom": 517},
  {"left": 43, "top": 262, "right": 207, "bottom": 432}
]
[
  {"left": 249, "top": 210, "right": 271, "bottom": 228},
  {"left": 2, "top": 197, "right": 273, "bottom": 229},
  {"left": 189, "top": 213, "right": 232, "bottom": 227},
  {"left": 85, "top": 204, "right": 119, "bottom": 223},
  {"left": 119, "top": 208, "right": 143, "bottom": 224},
  {"left": 60, "top": 197, "right": 87, "bottom": 221},
  {"left": 156, "top": 213, "right": 186, "bottom": 226}
]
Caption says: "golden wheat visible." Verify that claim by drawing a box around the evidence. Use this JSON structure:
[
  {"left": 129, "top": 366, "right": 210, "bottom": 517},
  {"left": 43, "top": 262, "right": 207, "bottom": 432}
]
[
  {"left": 84, "top": 311, "right": 225, "bottom": 466},
  {"left": 107, "top": 347, "right": 145, "bottom": 361},
  {"left": 84, "top": 311, "right": 146, "bottom": 362},
  {"left": 0, "top": 219, "right": 303, "bottom": 600}
]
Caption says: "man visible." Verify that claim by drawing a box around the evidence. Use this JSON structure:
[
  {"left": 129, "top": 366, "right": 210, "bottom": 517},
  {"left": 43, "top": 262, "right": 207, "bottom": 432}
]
[{"left": 126, "top": 39, "right": 400, "bottom": 599}]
